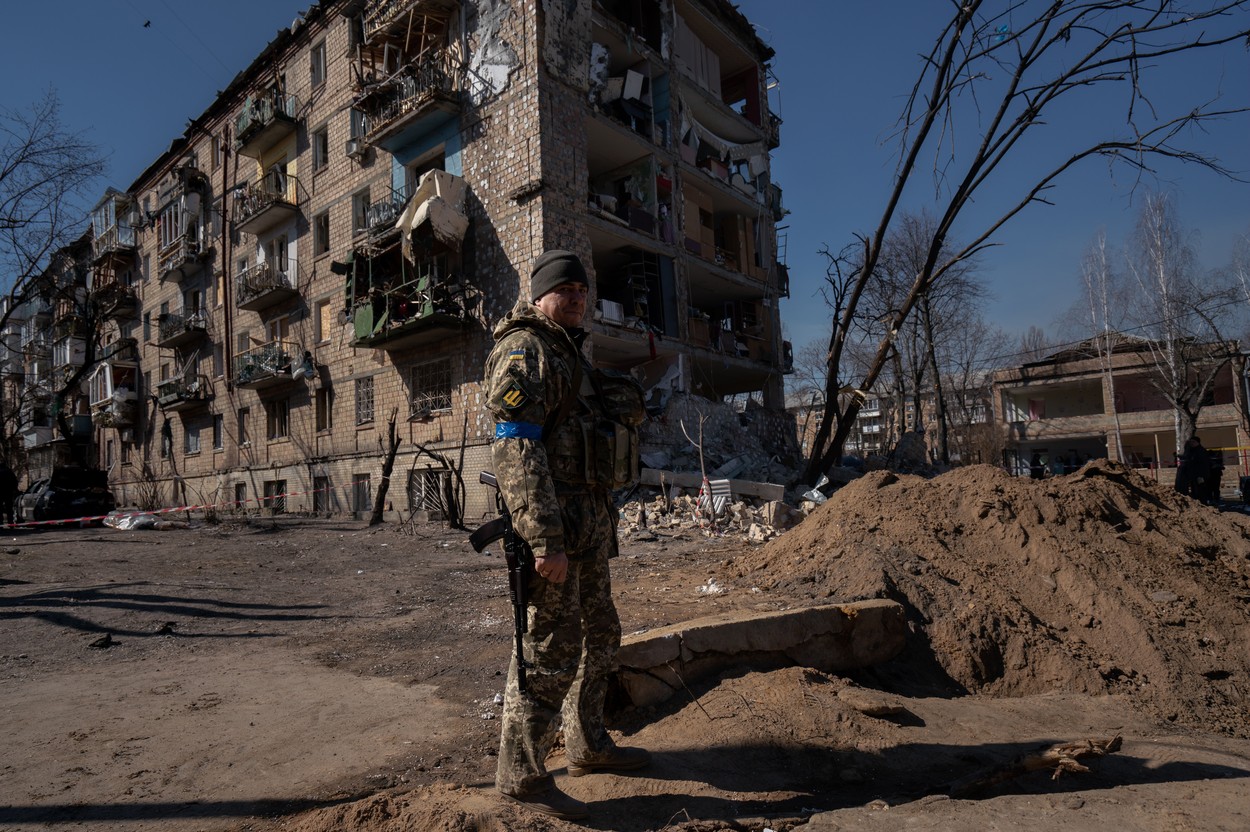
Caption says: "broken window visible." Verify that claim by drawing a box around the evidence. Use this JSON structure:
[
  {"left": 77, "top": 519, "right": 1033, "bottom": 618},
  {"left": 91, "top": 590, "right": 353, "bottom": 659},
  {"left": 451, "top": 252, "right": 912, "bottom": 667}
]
[
  {"left": 409, "top": 358, "right": 452, "bottom": 418},
  {"left": 265, "top": 398, "right": 290, "bottom": 439},
  {"left": 315, "top": 388, "right": 333, "bottom": 432},
  {"left": 408, "top": 468, "right": 449, "bottom": 516},
  {"left": 263, "top": 480, "right": 287, "bottom": 513},
  {"left": 185, "top": 424, "right": 201, "bottom": 454},
  {"left": 355, "top": 376, "right": 374, "bottom": 425},
  {"left": 314, "top": 210, "right": 331, "bottom": 255},
  {"left": 312, "top": 125, "right": 330, "bottom": 171}
]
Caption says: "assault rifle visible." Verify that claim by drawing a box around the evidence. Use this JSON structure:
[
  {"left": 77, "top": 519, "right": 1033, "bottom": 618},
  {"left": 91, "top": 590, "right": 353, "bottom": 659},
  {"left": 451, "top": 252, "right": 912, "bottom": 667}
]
[{"left": 469, "top": 471, "right": 532, "bottom": 692}]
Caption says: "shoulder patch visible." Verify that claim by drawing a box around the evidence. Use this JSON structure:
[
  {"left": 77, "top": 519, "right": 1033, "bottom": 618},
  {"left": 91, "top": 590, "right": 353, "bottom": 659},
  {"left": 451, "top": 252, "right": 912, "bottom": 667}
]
[
  {"left": 500, "top": 383, "right": 529, "bottom": 410},
  {"left": 507, "top": 349, "right": 527, "bottom": 362}
]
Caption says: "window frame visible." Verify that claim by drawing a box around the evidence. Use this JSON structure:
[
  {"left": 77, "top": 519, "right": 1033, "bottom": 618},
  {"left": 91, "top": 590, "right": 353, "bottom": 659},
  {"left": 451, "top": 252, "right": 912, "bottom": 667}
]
[
  {"left": 313, "top": 209, "right": 331, "bottom": 256},
  {"left": 265, "top": 398, "right": 290, "bottom": 440},
  {"left": 355, "top": 376, "right": 375, "bottom": 425},
  {"left": 409, "top": 357, "right": 453, "bottom": 418},
  {"left": 310, "top": 39, "right": 327, "bottom": 89}
]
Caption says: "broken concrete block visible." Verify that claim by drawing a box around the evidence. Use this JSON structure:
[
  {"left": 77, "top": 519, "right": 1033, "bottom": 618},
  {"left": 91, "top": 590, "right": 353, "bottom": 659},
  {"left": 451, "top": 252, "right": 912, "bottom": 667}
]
[
  {"left": 760, "top": 500, "right": 801, "bottom": 529},
  {"left": 617, "top": 600, "right": 906, "bottom": 707}
]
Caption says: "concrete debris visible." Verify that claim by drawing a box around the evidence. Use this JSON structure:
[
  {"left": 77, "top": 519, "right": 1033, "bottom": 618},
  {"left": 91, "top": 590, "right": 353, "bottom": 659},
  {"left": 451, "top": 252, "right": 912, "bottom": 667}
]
[{"left": 618, "top": 491, "right": 800, "bottom": 543}]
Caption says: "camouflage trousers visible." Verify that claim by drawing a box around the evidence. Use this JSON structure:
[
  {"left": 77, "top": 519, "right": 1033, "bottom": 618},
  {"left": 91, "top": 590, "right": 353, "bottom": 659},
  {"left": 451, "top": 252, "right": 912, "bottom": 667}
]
[{"left": 495, "top": 529, "right": 622, "bottom": 796}]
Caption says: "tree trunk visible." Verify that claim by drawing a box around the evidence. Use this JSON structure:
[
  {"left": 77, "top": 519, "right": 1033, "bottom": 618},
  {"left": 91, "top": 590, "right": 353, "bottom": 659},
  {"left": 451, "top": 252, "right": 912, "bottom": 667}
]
[
  {"left": 369, "top": 408, "right": 401, "bottom": 526},
  {"left": 920, "top": 296, "right": 950, "bottom": 464}
]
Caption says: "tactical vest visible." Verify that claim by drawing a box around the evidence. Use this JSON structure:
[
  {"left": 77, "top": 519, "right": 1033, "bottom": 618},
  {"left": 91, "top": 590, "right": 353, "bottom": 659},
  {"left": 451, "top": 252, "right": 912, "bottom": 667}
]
[{"left": 536, "top": 331, "right": 645, "bottom": 491}]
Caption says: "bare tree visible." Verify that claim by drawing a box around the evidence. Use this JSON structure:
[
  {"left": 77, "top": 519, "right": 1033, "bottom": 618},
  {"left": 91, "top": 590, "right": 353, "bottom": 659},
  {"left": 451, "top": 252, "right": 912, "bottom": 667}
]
[
  {"left": 940, "top": 312, "right": 1013, "bottom": 465},
  {"left": 369, "top": 407, "right": 402, "bottom": 525},
  {"left": 1081, "top": 231, "right": 1127, "bottom": 462},
  {"left": 0, "top": 95, "right": 106, "bottom": 470},
  {"left": 849, "top": 210, "right": 985, "bottom": 462},
  {"left": 1, "top": 95, "right": 104, "bottom": 299},
  {"left": 802, "top": 0, "right": 1250, "bottom": 484},
  {"left": 1124, "top": 192, "right": 1238, "bottom": 452},
  {"left": 1017, "top": 326, "right": 1051, "bottom": 364}
]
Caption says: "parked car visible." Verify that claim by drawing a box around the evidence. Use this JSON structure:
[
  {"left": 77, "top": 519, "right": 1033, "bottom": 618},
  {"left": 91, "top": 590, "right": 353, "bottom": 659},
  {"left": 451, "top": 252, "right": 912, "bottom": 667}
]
[{"left": 14, "top": 466, "right": 117, "bottom": 524}]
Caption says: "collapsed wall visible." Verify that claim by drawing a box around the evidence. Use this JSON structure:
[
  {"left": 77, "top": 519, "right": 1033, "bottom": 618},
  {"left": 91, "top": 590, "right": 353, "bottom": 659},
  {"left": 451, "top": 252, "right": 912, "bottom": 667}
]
[{"left": 735, "top": 460, "right": 1250, "bottom": 737}]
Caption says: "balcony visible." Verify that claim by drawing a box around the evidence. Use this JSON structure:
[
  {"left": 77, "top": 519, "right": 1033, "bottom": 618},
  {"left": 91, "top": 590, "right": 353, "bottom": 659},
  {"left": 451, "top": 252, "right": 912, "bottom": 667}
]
[
  {"left": 234, "top": 92, "right": 300, "bottom": 159},
  {"left": 349, "top": 275, "right": 478, "bottom": 352},
  {"left": 93, "top": 281, "right": 139, "bottom": 319},
  {"left": 236, "top": 258, "right": 298, "bottom": 311},
  {"left": 22, "top": 335, "right": 51, "bottom": 359},
  {"left": 91, "top": 224, "right": 137, "bottom": 263},
  {"left": 232, "top": 339, "right": 297, "bottom": 390},
  {"left": 362, "top": 186, "right": 410, "bottom": 238},
  {"left": 156, "top": 374, "right": 211, "bottom": 411},
  {"left": 156, "top": 310, "right": 209, "bottom": 349},
  {"left": 52, "top": 336, "right": 86, "bottom": 375},
  {"left": 234, "top": 172, "right": 300, "bottom": 235},
  {"left": 363, "top": 0, "right": 433, "bottom": 40},
  {"left": 355, "top": 47, "right": 462, "bottom": 153},
  {"left": 100, "top": 337, "right": 138, "bottom": 362},
  {"left": 88, "top": 361, "right": 139, "bottom": 428},
  {"left": 21, "top": 424, "right": 56, "bottom": 449},
  {"left": 91, "top": 190, "right": 138, "bottom": 264},
  {"left": 159, "top": 232, "right": 209, "bottom": 283}
]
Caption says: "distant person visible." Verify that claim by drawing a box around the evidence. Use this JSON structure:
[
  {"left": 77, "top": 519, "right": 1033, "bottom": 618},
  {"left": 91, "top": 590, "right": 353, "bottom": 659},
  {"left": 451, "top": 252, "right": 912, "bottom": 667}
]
[
  {"left": 1206, "top": 447, "right": 1225, "bottom": 505},
  {"left": 0, "top": 461, "right": 16, "bottom": 525},
  {"left": 1175, "top": 436, "right": 1211, "bottom": 500},
  {"left": 1029, "top": 452, "right": 1045, "bottom": 480}
]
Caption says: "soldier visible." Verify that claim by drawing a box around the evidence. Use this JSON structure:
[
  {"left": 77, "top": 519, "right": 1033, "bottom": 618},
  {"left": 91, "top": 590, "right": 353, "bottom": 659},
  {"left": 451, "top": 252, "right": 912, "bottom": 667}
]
[{"left": 484, "top": 250, "right": 649, "bottom": 820}]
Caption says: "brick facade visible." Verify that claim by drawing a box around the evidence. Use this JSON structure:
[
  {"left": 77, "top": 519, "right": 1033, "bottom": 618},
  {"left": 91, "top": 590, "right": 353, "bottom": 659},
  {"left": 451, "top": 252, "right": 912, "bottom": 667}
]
[{"left": 16, "top": 0, "right": 789, "bottom": 524}]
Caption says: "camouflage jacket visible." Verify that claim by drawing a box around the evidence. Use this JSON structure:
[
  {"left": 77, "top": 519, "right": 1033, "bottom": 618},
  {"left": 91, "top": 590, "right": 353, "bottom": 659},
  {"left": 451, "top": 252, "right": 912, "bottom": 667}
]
[{"left": 484, "top": 301, "right": 613, "bottom": 560}]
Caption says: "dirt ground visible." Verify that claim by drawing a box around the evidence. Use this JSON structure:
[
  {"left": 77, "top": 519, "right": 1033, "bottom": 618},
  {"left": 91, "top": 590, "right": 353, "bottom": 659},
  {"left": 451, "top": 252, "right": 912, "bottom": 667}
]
[{"left": 3, "top": 460, "right": 1250, "bottom": 832}]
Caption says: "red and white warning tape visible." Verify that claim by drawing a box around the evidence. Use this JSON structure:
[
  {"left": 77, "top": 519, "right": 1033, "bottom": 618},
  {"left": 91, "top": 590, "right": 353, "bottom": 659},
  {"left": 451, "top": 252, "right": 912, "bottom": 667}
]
[{"left": 3, "top": 484, "right": 334, "bottom": 530}]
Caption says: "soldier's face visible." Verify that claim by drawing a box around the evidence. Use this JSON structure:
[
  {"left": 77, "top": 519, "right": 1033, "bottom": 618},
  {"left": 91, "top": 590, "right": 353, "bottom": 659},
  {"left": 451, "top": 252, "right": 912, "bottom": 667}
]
[{"left": 535, "top": 282, "right": 588, "bottom": 328}]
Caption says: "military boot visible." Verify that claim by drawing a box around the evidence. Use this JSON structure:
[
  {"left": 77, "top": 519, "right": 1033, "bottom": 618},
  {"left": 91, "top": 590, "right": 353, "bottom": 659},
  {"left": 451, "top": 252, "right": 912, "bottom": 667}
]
[
  {"left": 567, "top": 745, "right": 651, "bottom": 777},
  {"left": 499, "top": 785, "right": 589, "bottom": 820}
]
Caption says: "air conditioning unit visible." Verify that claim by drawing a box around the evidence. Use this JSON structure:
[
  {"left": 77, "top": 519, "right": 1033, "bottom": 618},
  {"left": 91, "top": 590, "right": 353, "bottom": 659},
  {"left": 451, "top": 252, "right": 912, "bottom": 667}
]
[
  {"left": 345, "top": 138, "right": 365, "bottom": 160},
  {"left": 596, "top": 299, "right": 625, "bottom": 325}
]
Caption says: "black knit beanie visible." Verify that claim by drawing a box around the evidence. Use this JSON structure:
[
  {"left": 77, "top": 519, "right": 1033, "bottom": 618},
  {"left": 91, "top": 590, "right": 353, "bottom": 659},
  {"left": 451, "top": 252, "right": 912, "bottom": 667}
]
[{"left": 530, "top": 250, "right": 589, "bottom": 301}]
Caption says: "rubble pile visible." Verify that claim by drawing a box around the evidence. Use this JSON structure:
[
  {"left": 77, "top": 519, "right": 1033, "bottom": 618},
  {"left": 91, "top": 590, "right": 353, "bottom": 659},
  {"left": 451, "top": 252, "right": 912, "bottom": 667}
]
[
  {"left": 638, "top": 393, "right": 798, "bottom": 487},
  {"left": 617, "top": 492, "right": 803, "bottom": 544}
]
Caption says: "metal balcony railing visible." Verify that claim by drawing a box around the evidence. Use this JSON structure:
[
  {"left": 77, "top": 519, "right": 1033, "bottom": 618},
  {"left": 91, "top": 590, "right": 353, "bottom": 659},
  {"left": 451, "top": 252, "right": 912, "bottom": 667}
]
[
  {"left": 157, "top": 310, "right": 208, "bottom": 344},
  {"left": 364, "top": 186, "right": 409, "bottom": 235},
  {"left": 233, "top": 172, "right": 300, "bottom": 229},
  {"left": 357, "top": 48, "right": 461, "bottom": 137},
  {"left": 158, "top": 232, "right": 205, "bottom": 279},
  {"left": 363, "top": 0, "right": 428, "bottom": 39},
  {"left": 233, "top": 339, "right": 296, "bottom": 387},
  {"left": 91, "top": 224, "right": 137, "bottom": 261},
  {"left": 156, "top": 374, "right": 210, "bottom": 408},
  {"left": 234, "top": 92, "right": 299, "bottom": 149},
  {"left": 235, "top": 258, "right": 297, "bottom": 308}
]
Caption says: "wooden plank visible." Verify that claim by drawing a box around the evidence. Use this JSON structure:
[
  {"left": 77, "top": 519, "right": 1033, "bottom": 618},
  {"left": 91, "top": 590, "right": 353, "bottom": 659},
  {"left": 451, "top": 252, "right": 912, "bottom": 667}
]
[{"left": 640, "top": 468, "right": 785, "bottom": 502}]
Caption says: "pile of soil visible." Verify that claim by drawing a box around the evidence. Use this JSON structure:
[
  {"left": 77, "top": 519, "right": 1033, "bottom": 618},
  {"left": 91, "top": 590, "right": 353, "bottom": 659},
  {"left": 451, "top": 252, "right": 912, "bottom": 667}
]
[{"left": 736, "top": 459, "right": 1250, "bottom": 735}]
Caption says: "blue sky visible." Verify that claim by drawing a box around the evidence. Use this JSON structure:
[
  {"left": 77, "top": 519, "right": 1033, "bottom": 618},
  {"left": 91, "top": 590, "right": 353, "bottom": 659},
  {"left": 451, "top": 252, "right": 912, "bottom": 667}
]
[
  {"left": 3, "top": 1, "right": 1247, "bottom": 356},
  {"left": 735, "top": 1, "right": 1250, "bottom": 353}
]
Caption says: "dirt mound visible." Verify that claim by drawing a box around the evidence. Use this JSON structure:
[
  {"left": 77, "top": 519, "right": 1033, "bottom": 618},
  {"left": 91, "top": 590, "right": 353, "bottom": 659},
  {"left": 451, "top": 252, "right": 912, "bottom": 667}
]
[{"left": 735, "top": 460, "right": 1250, "bottom": 736}]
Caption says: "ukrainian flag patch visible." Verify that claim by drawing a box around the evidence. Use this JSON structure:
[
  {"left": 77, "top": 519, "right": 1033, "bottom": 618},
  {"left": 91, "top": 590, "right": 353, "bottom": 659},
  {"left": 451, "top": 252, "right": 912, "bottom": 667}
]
[{"left": 507, "top": 349, "right": 526, "bottom": 362}]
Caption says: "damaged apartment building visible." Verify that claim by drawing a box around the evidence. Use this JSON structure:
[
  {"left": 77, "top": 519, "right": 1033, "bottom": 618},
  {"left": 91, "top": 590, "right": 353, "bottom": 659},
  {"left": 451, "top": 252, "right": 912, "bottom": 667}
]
[{"left": 14, "top": 0, "right": 791, "bottom": 519}]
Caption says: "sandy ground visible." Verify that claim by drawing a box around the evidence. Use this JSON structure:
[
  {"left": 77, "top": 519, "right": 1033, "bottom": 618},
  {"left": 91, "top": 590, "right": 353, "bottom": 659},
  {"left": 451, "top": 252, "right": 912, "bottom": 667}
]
[{"left": 3, "top": 461, "right": 1250, "bottom": 832}]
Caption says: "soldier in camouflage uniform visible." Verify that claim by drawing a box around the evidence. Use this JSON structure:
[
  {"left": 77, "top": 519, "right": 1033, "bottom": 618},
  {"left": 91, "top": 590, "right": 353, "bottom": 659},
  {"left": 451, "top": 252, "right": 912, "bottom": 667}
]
[{"left": 485, "top": 250, "right": 649, "bottom": 820}]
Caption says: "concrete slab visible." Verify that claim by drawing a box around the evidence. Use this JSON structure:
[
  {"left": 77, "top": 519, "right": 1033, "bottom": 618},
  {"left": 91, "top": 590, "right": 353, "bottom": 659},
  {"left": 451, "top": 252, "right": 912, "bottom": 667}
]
[{"left": 616, "top": 599, "right": 906, "bottom": 707}]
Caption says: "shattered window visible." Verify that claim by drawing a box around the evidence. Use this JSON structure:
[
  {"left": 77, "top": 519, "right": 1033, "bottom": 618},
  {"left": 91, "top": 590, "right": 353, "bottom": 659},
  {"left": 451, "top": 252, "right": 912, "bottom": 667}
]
[
  {"left": 355, "top": 376, "right": 374, "bottom": 425},
  {"left": 410, "top": 358, "right": 452, "bottom": 417}
]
